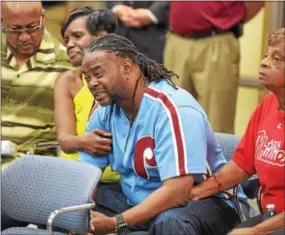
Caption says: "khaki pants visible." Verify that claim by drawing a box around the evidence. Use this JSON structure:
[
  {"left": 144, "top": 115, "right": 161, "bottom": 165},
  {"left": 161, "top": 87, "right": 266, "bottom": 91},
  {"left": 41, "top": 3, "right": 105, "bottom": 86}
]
[{"left": 163, "top": 32, "right": 240, "bottom": 134}]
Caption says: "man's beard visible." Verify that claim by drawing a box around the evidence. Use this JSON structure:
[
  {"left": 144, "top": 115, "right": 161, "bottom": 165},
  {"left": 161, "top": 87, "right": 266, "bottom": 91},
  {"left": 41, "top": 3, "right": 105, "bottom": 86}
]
[
  {"left": 90, "top": 89, "right": 118, "bottom": 106},
  {"left": 109, "top": 90, "right": 125, "bottom": 105},
  {"left": 91, "top": 85, "right": 125, "bottom": 106}
]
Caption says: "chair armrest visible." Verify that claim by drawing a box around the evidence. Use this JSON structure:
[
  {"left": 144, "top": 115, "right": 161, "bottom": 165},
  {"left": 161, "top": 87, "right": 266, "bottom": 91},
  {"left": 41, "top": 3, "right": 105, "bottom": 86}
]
[
  {"left": 233, "top": 175, "right": 261, "bottom": 222},
  {"left": 240, "top": 175, "right": 260, "bottom": 199},
  {"left": 233, "top": 184, "right": 246, "bottom": 222},
  {"left": 26, "top": 141, "right": 60, "bottom": 155},
  {"left": 47, "top": 202, "right": 96, "bottom": 235}
]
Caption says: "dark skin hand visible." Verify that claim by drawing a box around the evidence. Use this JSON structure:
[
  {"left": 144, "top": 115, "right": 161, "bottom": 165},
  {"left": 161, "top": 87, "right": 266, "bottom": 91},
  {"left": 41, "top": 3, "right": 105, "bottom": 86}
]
[
  {"left": 80, "top": 129, "right": 112, "bottom": 155},
  {"left": 54, "top": 71, "right": 112, "bottom": 155}
]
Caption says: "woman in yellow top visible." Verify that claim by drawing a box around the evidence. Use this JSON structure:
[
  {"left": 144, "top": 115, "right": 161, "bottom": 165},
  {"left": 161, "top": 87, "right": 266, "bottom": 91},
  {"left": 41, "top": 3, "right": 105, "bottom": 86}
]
[{"left": 54, "top": 7, "right": 119, "bottom": 182}]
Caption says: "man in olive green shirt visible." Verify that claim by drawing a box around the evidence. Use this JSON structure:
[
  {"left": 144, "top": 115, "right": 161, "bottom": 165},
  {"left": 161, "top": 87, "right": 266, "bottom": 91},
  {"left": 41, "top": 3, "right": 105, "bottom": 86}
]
[{"left": 1, "top": 1, "right": 72, "bottom": 167}]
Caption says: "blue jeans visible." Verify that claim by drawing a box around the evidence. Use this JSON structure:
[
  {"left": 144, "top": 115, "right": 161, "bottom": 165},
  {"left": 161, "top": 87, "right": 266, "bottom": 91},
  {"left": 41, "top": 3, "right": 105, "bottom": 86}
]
[{"left": 95, "top": 183, "right": 239, "bottom": 235}]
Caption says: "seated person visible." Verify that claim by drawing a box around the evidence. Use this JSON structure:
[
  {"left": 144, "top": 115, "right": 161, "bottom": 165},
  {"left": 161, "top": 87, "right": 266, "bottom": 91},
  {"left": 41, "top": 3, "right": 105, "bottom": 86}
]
[
  {"left": 190, "top": 28, "right": 285, "bottom": 235},
  {"left": 54, "top": 7, "right": 119, "bottom": 182},
  {"left": 79, "top": 33, "right": 247, "bottom": 235},
  {"left": 1, "top": 1, "right": 71, "bottom": 168},
  {"left": 1, "top": 1, "right": 71, "bottom": 230}
]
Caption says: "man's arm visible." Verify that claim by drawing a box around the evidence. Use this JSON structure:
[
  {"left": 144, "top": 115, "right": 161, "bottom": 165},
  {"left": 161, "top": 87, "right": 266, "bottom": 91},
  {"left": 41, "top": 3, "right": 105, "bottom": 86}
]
[
  {"left": 125, "top": 106, "right": 203, "bottom": 224},
  {"left": 243, "top": 2, "right": 265, "bottom": 23},
  {"left": 106, "top": 1, "right": 133, "bottom": 21},
  {"left": 148, "top": 2, "right": 169, "bottom": 26},
  {"left": 89, "top": 175, "right": 193, "bottom": 234},
  {"left": 123, "top": 175, "right": 193, "bottom": 225},
  {"left": 129, "top": 2, "right": 169, "bottom": 27},
  {"left": 89, "top": 106, "right": 211, "bottom": 234}
]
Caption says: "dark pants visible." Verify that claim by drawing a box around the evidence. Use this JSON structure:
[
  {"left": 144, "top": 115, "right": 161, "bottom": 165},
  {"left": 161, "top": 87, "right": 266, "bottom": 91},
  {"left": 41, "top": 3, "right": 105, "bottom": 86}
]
[
  {"left": 235, "top": 214, "right": 285, "bottom": 235},
  {"left": 95, "top": 183, "right": 239, "bottom": 235},
  {"left": 1, "top": 210, "right": 29, "bottom": 231}
]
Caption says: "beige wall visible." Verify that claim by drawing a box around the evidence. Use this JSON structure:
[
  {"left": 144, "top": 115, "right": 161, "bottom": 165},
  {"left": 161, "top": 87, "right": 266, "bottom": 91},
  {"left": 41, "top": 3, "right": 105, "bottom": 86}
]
[
  {"left": 240, "top": 9, "right": 265, "bottom": 79},
  {"left": 235, "top": 7, "right": 267, "bottom": 136}
]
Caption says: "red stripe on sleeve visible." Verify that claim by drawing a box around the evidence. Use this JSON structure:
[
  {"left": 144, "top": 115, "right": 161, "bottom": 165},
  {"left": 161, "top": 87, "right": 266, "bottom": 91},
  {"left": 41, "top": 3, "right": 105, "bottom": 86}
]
[{"left": 146, "top": 87, "right": 186, "bottom": 175}]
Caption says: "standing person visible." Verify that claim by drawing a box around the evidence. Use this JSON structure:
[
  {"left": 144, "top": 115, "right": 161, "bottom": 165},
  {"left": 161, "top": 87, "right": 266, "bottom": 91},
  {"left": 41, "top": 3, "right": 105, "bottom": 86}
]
[
  {"left": 106, "top": 1, "right": 169, "bottom": 63},
  {"left": 79, "top": 34, "right": 247, "bottom": 235},
  {"left": 1, "top": 1, "right": 71, "bottom": 167},
  {"left": 54, "top": 7, "right": 119, "bottom": 182},
  {"left": 164, "top": 2, "right": 264, "bottom": 134},
  {"left": 191, "top": 28, "right": 285, "bottom": 235}
]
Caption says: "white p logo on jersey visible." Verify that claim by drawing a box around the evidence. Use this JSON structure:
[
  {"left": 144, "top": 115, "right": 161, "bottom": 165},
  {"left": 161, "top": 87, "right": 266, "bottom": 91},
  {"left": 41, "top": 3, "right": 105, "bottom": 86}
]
[
  {"left": 134, "top": 136, "right": 157, "bottom": 179},
  {"left": 144, "top": 147, "right": 154, "bottom": 160}
]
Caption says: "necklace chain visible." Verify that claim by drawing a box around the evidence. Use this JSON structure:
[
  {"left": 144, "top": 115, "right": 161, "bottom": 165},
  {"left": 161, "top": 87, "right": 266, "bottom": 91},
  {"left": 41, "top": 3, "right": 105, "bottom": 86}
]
[{"left": 127, "top": 79, "right": 149, "bottom": 124}]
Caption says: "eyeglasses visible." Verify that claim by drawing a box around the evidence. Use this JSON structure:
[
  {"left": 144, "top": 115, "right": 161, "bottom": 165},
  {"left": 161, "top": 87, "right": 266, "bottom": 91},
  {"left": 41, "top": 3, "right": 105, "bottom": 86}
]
[{"left": 2, "top": 16, "right": 43, "bottom": 36}]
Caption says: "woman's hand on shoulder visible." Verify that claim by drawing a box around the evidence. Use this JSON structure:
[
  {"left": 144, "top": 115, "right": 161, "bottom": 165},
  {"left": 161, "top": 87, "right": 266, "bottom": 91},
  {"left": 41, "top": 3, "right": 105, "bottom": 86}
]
[{"left": 80, "top": 129, "right": 112, "bottom": 155}]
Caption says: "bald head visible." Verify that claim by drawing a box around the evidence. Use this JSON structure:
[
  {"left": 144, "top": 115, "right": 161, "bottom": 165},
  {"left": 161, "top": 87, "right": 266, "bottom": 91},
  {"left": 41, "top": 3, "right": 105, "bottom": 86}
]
[
  {"left": 2, "top": 1, "right": 45, "bottom": 59},
  {"left": 2, "top": 1, "right": 43, "bottom": 19}
]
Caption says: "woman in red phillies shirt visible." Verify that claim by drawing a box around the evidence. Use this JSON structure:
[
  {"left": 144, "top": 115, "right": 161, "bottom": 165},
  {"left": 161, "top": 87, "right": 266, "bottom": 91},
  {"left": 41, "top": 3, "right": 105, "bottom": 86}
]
[{"left": 190, "top": 27, "right": 285, "bottom": 235}]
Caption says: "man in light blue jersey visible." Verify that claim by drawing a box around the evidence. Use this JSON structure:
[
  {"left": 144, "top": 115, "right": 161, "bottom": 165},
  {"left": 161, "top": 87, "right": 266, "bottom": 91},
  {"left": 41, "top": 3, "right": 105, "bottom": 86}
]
[{"left": 80, "top": 33, "right": 247, "bottom": 235}]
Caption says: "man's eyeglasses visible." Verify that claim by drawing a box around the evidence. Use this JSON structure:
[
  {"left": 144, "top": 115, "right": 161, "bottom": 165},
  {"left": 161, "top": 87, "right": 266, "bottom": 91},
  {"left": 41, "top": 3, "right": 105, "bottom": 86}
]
[{"left": 2, "top": 16, "right": 43, "bottom": 36}]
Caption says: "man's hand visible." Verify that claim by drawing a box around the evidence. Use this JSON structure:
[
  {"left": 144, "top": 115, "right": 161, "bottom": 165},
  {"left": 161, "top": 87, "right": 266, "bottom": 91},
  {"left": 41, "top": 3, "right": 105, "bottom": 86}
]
[
  {"left": 228, "top": 227, "right": 263, "bottom": 235},
  {"left": 113, "top": 5, "right": 141, "bottom": 28},
  {"left": 189, "top": 187, "right": 201, "bottom": 201},
  {"left": 113, "top": 5, "right": 134, "bottom": 19},
  {"left": 114, "top": 6, "right": 153, "bottom": 28},
  {"left": 121, "top": 15, "right": 141, "bottom": 28},
  {"left": 80, "top": 129, "right": 112, "bottom": 155},
  {"left": 131, "top": 8, "right": 153, "bottom": 27},
  {"left": 90, "top": 211, "right": 116, "bottom": 235}
]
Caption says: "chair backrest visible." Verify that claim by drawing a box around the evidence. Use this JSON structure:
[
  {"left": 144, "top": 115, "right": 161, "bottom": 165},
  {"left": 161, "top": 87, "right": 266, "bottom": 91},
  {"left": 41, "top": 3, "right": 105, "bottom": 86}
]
[
  {"left": 214, "top": 132, "right": 241, "bottom": 162},
  {"left": 2, "top": 155, "right": 101, "bottom": 233}
]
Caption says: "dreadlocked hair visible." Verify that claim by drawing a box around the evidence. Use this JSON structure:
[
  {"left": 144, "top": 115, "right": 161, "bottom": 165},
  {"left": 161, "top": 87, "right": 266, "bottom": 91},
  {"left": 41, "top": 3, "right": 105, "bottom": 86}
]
[
  {"left": 85, "top": 33, "right": 178, "bottom": 83},
  {"left": 61, "top": 7, "right": 117, "bottom": 39}
]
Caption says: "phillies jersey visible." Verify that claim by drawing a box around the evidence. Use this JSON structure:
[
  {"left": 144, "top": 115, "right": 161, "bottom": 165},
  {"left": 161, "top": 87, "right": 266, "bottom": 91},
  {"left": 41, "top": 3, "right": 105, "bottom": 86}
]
[
  {"left": 80, "top": 80, "right": 246, "bottom": 206},
  {"left": 233, "top": 93, "right": 284, "bottom": 213}
]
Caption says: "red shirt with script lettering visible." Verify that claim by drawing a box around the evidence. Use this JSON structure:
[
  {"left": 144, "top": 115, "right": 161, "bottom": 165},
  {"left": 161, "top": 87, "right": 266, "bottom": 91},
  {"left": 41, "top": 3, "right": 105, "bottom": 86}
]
[{"left": 233, "top": 92, "right": 285, "bottom": 213}]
